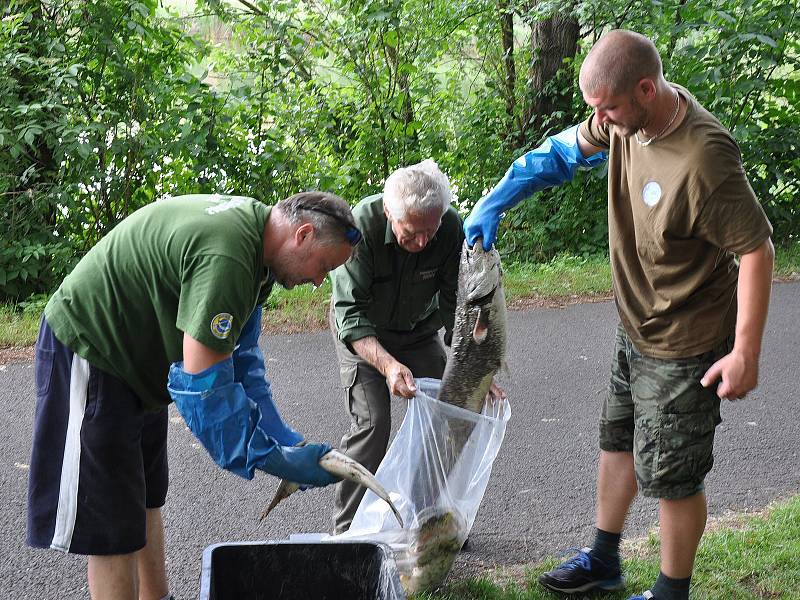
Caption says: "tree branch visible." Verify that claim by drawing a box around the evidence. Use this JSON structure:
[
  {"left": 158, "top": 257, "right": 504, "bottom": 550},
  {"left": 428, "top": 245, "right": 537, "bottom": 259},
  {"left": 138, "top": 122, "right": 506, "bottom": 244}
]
[{"left": 235, "top": 0, "right": 266, "bottom": 16}]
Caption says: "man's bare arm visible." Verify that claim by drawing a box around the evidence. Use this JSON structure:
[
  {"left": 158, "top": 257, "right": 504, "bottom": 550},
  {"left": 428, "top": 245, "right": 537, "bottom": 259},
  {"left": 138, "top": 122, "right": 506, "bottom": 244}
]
[
  {"left": 577, "top": 129, "right": 605, "bottom": 159},
  {"left": 701, "top": 238, "right": 774, "bottom": 399},
  {"left": 182, "top": 333, "right": 231, "bottom": 374},
  {"left": 351, "top": 336, "right": 417, "bottom": 398}
]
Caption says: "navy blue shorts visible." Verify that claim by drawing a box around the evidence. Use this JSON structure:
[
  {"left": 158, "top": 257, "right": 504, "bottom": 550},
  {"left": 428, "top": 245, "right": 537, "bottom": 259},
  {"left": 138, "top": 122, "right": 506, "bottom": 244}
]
[{"left": 27, "top": 317, "right": 169, "bottom": 555}]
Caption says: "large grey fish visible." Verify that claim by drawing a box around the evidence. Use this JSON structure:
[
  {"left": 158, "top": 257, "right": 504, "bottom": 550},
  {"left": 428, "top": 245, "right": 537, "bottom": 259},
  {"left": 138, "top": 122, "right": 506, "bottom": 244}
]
[
  {"left": 401, "top": 238, "right": 508, "bottom": 594},
  {"left": 439, "top": 238, "right": 508, "bottom": 412}
]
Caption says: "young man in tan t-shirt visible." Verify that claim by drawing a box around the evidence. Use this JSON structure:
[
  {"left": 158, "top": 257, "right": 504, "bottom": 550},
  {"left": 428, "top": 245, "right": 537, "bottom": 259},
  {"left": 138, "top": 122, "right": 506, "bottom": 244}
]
[{"left": 464, "top": 30, "right": 774, "bottom": 600}]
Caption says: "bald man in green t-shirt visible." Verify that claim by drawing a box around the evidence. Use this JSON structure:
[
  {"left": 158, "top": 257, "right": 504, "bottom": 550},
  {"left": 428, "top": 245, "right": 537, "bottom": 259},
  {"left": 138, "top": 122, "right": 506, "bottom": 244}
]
[
  {"left": 464, "top": 30, "right": 773, "bottom": 600},
  {"left": 28, "top": 192, "right": 361, "bottom": 600}
]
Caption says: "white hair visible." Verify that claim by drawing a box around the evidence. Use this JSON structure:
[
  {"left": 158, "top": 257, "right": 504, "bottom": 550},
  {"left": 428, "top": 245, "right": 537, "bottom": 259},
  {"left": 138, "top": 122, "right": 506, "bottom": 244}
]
[{"left": 383, "top": 159, "right": 452, "bottom": 220}]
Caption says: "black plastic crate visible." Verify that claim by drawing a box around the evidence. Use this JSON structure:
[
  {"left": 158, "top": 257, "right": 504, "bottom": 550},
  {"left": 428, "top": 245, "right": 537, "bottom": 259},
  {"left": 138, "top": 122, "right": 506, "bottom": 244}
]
[{"left": 199, "top": 540, "right": 406, "bottom": 600}]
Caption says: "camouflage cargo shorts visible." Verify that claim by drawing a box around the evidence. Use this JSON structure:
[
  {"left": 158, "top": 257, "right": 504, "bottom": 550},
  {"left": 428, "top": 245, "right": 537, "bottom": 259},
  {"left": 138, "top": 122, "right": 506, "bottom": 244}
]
[{"left": 599, "top": 324, "right": 734, "bottom": 499}]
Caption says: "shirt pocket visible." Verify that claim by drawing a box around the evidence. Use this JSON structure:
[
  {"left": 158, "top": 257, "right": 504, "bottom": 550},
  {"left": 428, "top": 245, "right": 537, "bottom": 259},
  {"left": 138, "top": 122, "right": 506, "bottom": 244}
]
[
  {"left": 411, "top": 267, "right": 439, "bottom": 293},
  {"left": 339, "top": 362, "right": 358, "bottom": 389},
  {"left": 409, "top": 268, "right": 440, "bottom": 316}
]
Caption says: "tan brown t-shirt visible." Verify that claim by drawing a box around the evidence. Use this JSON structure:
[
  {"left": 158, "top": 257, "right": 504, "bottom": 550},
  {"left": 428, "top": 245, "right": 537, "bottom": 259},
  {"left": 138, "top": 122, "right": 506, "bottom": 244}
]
[{"left": 580, "top": 84, "right": 772, "bottom": 358}]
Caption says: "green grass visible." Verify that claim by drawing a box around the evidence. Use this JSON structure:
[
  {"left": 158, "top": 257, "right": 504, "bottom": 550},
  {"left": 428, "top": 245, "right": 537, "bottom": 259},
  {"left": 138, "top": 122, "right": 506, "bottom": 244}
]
[
  {"left": 2, "top": 241, "right": 799, "bottom": 348},
  {"left": 503, "top": 254, "right": 613, "bottom": 302},
  {"left": 413, "top": 495, "right": 800, "bottom": 600},
  {"left": 262, "top": 280, "right": 335, "bottom": 333},
  {"left": 775, "top": 238, "right": 800, "bottom": 279},
  {"left": 0, "top": 294, "right": 48, "bottom": 349}
]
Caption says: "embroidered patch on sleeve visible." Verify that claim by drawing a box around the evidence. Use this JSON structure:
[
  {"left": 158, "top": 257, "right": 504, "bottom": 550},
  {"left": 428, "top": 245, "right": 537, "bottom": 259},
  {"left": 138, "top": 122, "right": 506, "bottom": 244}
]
[{"left": 210, "top": 313, "right": 234, "bottom": 339}]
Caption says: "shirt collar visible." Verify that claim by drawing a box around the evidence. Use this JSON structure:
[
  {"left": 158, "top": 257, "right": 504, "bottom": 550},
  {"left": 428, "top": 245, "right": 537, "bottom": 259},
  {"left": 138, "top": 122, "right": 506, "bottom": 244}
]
[{"left": 384, "top": 212, "right": 396, "bottom": 246}]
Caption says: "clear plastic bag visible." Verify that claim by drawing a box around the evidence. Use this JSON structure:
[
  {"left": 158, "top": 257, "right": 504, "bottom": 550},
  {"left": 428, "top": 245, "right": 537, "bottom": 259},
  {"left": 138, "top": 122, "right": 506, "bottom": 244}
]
[{"left": 337, "top": 377, "right": 511, "bottom": 593}]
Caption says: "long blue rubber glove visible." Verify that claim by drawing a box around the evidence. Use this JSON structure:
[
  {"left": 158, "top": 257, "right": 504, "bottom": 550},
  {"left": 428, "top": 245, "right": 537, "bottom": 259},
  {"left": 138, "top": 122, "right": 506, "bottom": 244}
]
[
  {"left": 234, "top": 306, "right": 303, "bottom": 447},
  {"left": 167, "top": 358, "right": 339, "bottom": 485},
  {"left": 464, "top": 125, "right": 607, "bottom": 248}
]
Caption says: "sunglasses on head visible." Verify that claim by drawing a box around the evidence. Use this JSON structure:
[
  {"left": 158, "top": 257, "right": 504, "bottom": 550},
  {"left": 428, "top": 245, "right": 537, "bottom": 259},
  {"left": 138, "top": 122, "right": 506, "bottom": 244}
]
[{"left": 296, "top": 204, "right": 363, "bottom": 246}]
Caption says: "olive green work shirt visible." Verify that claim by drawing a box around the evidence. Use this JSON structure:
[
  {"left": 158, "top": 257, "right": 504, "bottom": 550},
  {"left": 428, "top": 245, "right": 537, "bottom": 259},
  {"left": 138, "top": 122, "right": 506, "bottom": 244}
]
[
  {"left": 580, "top": 84, "right": 773, "bottom": 358},
  {"left": 331, "top": 194, "right": 464, "bottom": 344}
]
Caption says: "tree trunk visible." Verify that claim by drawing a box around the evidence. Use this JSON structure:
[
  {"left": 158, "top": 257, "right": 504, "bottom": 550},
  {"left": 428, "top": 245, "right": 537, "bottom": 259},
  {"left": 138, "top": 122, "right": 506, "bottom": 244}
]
[
  {"left": 385, "top": 31, "right": 419, "bottom": 162},
  {"left": 521, "top": 11, "right": 579, "bottom": 146},
  {"left": 498, "top": 0, "right": 516, "bottom": 141}
]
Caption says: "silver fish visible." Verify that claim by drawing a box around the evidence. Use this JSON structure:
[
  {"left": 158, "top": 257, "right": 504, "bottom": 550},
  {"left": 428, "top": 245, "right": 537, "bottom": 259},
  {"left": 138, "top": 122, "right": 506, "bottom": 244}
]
[
  {"left": 400, "top": 508, "right": 465, "bottom": 594},
  {"left": 260, "top": 449, "right": 404, "bottom": 528},
  {"left": 439, "top": 239, "right": 508, "bottom": 412},
  {"left": 414, "top": 238, "right": 508, "bottom": 494}
]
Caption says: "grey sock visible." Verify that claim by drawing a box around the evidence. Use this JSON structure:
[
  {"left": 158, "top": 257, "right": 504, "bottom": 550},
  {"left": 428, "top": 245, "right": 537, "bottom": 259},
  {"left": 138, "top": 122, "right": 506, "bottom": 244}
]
[
  {"left": 651, "top": 571, "right": 691, "bottom": 600},
  {"left": 591, "top": 527, "right": 621, "bottom": 565}
]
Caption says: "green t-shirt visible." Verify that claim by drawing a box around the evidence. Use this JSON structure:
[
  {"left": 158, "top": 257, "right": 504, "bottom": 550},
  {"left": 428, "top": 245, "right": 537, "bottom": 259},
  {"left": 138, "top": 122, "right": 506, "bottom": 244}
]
[
  {"left": 45, "top": 194, "right": 274, "bottom": 410},
  {"left": 580, "top": 85, "right": 773, "bottom": 358},
  {"left": 331, "top": 193, "right": 463, "bottom": 343}
]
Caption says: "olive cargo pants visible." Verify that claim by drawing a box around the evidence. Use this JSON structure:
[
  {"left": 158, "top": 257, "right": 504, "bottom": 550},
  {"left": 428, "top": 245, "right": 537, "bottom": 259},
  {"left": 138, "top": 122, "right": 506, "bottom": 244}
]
[{"left": 330, "top": 316, "right": 446, "bottom": 534}]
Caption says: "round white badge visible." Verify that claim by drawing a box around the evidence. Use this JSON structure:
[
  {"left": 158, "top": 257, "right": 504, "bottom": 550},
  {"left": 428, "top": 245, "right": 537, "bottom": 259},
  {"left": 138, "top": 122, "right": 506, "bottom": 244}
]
[{"left": 642, "top": 181, "right": 662, "bottom": 207}]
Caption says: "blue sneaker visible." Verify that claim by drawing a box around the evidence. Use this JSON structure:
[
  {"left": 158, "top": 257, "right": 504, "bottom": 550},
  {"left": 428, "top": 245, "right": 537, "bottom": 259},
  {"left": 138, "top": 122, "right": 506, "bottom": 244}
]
[
  {"left": 538, "top": 547, "right": 624, "bottom": 594},
  {"left": 627, "top": 592, "right": 654, "bottom": 600}
]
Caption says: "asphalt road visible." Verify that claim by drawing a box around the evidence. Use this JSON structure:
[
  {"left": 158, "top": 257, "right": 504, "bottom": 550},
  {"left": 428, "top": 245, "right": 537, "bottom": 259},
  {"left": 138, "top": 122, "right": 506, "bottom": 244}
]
[{"left": 2, "top": 282, "right": 798, "bottom": 599}]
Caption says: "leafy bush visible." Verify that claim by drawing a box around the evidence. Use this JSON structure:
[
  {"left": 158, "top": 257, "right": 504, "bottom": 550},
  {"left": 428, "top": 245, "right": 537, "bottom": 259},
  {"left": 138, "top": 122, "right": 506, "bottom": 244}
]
[{"left": 2, "top": 0, "right": 796, "bottom": 301}]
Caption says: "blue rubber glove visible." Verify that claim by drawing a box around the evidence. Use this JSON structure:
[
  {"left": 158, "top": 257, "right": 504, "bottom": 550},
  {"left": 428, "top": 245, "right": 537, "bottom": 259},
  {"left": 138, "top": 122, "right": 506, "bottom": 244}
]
[
  {"left": 260, "top": 443, "right": 340, "bottom": 487},
  {"left": 234, "top": 306, "right": 303, "bottom": 447},
  {"left": 464, "top": 125, "right": 607, "bottom": 248},
  {"left": 167, "top": 358, "right": 338, "bottom": 486}
]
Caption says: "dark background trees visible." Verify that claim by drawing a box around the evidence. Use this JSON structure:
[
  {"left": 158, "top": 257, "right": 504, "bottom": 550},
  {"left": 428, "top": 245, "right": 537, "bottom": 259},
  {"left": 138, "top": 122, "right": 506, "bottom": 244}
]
[{"left": 2, "top": 0, "right": 797, "bottom": 300}]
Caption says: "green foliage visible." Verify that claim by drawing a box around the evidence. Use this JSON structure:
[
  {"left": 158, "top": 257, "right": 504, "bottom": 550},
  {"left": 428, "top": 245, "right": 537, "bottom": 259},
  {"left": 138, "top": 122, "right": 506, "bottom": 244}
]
[
  {"left": 2, "top": 0, "right": 797, "bottom": 300},
  {"left": 644, "top": 0, "right": 799, "bottom": 244},
  {"left": 1, "top": 0, "right": 227, "bottom": 300},
  {"left": 0, "top": 294, "right": 47, "bottom": 347}
]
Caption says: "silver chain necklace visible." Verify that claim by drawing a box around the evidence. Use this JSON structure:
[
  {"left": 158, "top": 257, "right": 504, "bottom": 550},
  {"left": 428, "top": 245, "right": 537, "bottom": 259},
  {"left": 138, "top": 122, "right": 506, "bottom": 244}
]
[{"left": 634, "top": 89, "right": 680, "bottom": 147}]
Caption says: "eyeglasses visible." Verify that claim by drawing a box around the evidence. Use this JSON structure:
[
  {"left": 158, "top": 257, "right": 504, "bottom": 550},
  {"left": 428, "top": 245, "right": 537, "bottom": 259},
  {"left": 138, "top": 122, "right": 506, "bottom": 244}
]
[{"left": 297, "top": 204, "right": 363, "bottom": 246}]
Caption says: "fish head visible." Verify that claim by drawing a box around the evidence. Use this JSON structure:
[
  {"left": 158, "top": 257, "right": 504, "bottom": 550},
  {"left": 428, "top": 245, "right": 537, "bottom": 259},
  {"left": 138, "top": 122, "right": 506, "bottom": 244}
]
[
  {"left": 463, "top": 239, "right": 503, "bottom": 305},
  {"left": 460, "top": 240, "right": 504, "bottom": 344}
]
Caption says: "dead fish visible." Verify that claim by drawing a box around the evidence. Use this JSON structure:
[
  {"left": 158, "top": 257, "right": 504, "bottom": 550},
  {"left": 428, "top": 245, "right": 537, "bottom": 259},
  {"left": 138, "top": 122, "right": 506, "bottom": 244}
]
[
  {"left": 259, "top": 480, "right": 301, "bottom": 521},
  {"left": 402, "top": 239, "right": 508, "bottom": 593},
  {"left": 260, "top": 449, "right": 404, "bottom": 528},
  {"left": 430, "top": 238, "right": 508, "bottom": 488},
  {"left": 400, "top": 509, "right": 464, "bottom": 594},
  {"left": 410, "top": 510, "right": 463, "bottom": 561},
  {"left": 439, "top": 239, "right": 508, "bottom": 413}
]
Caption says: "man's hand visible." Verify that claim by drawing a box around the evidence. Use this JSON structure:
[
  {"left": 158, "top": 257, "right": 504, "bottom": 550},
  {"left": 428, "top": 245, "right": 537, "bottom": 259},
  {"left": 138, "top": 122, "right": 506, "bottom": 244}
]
[
  {"left": 351, "top": 336, "right": 418, "bottom": 398},
  {"left": 463, "top": 125, "right": 607, "bottom": 248},
  {"left": 486, "top": 378, "right": 507, "bottom": 406},
  {"left": 384, "top": 360, "right": 417, "bottom": 399},
  {"left": 700, "top": 348, "right": 759, "bottom": 401},
  {"left": 702, "top": 239, "right": 773, "bottom": 402},
  {"left": 261, "top": 443, "right": 341, "bottom": 487}
]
